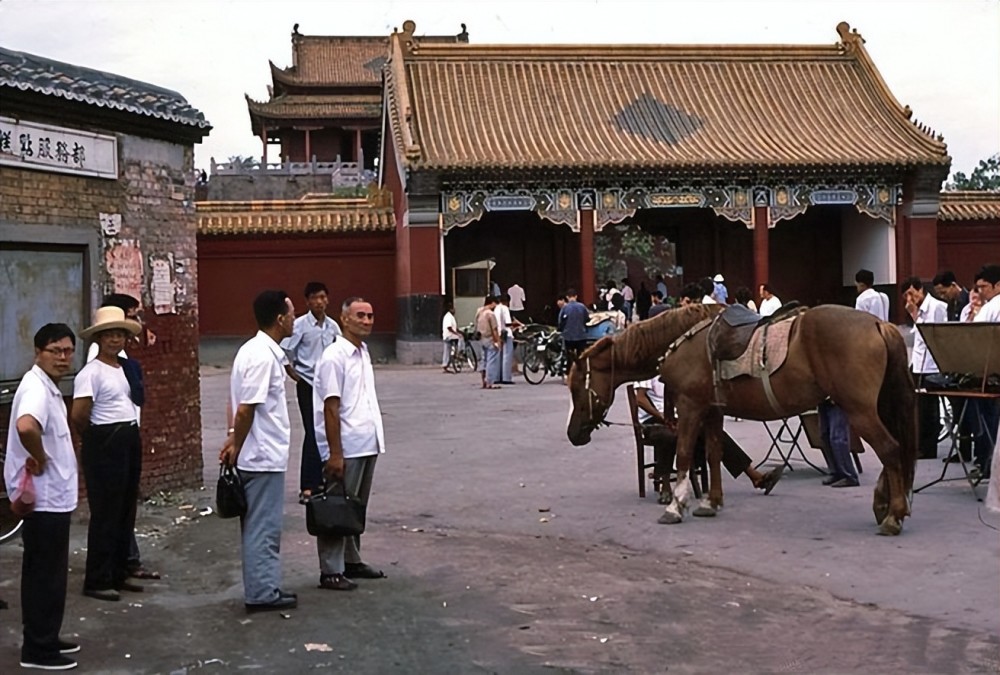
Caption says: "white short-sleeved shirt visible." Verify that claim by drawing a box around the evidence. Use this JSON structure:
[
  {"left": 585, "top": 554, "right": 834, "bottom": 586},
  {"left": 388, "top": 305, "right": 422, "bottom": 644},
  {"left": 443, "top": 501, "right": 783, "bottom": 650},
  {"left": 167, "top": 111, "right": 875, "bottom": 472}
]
[
  {"left": 759, "top": 296, "right": 782, "bottom": 317},
  {"left": 974, "top": 294, "right": 1000, "bottom": 323},
  {"left": 507, "top": 284, "right": 526, "bottom": 311},
  {"left": 281, "top": 313, "right": 341, "bottom": 386},
  {"left": 855, "top": 288, "right": 889, "bottom": 321},
  {"left": 910, "top": 294, "right": 948, "bottom": 374},
  {"left": 74, "top": 360, "right": 138, "bottom": 424},
  {"left": 313, "top": 338, "right": 385, "bottom": 461},
  {"left": 442, "top": 311, "right": 458, "bottom": 340},
  {"left": 4, "top": 366, "right": 77, "bottom": 512},
  {"left": 86, "top": 344, "right": 141, "bottom": 424},
  {"left": 494, "top": 304, "right": 513, "bottom": 338},
  {"left": 231, "top": 331, "right": 290, "bottom": 472},
  {"left": 635, "top": 378, "right": 666, "bottom": 425}
]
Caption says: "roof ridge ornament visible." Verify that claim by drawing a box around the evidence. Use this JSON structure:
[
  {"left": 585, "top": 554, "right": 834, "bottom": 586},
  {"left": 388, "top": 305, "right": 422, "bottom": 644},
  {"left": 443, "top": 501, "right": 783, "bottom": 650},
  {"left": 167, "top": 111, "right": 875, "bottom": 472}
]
[
  {"left": 835, "top": 22, "right": 865, "bottom": 52},
  {"left": 401, "top": 19, "right": 418, "bottom": 56}
]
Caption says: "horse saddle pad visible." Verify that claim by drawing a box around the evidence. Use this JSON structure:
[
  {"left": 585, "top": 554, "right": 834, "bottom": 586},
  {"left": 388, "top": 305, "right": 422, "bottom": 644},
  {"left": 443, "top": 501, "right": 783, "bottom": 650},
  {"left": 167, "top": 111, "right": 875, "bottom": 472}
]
[{"left": 710, "top": 315, "right": 797, "bottom": 381}]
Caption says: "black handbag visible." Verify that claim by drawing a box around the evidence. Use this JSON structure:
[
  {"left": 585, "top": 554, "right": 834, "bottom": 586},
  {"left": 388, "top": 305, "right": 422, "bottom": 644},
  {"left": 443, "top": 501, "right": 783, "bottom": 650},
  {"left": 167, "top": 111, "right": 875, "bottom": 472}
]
[
  {"left": 304, "top": 481, "right": 366, "bottom": 537},
  {"left": 216, "top": 464, "right": 247, "bottom": 519}
]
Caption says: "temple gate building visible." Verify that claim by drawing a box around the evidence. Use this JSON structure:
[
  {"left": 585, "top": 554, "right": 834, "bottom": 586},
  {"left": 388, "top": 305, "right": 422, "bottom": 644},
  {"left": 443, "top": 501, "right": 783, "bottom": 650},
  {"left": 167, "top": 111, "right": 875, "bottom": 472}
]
[{"left": 379, "top": 20, "right": 955, "bottom": 361}]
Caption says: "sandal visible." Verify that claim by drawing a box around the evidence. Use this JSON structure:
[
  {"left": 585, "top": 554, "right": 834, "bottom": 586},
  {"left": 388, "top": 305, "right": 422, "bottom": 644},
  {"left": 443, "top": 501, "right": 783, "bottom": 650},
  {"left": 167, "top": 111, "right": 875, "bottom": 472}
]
[{"left": 318, "top": 573, "right": 357, "bottom": 591}]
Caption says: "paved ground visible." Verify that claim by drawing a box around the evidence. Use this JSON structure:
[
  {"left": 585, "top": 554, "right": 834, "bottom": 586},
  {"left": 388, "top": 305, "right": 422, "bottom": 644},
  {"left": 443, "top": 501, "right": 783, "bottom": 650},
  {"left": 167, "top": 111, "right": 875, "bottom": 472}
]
[{"left": 2, "top": 355, "right": 999, "bottom": 674}]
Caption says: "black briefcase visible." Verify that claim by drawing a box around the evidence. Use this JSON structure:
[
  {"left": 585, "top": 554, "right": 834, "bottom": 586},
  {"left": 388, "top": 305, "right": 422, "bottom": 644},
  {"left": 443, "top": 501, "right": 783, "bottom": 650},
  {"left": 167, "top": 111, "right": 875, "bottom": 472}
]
[
  {"left": 304, "top": 481, "right": 366, "bottom": 537},
  {"left": 216, "top": 464, "right": 247, "bottom": 519}
]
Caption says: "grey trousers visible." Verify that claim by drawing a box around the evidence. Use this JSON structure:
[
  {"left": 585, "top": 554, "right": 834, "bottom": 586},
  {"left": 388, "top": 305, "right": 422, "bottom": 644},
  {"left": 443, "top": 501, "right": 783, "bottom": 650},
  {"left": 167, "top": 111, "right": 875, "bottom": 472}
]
[
  {"left": 317, "top": 455, "right": 377, "bottom": 575},
  {"left": 239, "top": 470, "right": 285, "bottom": 604}
]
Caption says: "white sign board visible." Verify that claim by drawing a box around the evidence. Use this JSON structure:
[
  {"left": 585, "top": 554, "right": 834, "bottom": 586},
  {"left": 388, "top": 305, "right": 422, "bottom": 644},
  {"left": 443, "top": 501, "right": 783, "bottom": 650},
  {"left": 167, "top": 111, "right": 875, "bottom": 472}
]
[{"left": 0, "top": 116, "right": 118, "bottom": 179}]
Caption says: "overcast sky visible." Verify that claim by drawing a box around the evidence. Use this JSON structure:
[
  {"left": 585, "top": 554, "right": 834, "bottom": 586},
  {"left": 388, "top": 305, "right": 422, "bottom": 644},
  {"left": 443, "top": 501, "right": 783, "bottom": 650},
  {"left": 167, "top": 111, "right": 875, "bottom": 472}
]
[{"left": 1, "top": 0, "right": 997, "bottom": 178}]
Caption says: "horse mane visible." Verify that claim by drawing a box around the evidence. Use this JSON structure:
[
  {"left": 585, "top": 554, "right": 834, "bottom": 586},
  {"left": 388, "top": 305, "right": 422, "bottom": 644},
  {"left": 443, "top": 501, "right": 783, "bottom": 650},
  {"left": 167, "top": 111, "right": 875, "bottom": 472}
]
[{"left": 580, "top": 304, "right": 724, "bottom": 373}]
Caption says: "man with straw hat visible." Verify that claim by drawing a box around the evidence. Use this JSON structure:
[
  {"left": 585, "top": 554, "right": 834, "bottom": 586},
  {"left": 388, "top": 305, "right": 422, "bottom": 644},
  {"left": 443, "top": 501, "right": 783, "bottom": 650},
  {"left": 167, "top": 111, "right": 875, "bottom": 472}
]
[{"left": 70, "top": 307, "right": 142, "bottom": 603}]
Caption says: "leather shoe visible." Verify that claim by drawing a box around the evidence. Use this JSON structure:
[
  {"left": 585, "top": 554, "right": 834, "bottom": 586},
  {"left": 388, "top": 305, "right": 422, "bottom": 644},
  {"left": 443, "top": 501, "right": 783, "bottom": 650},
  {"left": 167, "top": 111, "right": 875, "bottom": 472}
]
[
  {"left": 318, "top": 574, "right": 357, "bottom": 591},
  {"left": 116, "top": 581, "right": 144, "bottom": 593},
  {"left": 245, "top": 595, "right": 297, "bottom": 613},
  {"left": 279, "top": 590, "right": 297, "bottom": 600},
  {"left": 821, "top": 475, "right": 839, "bottom": 486},
  {"left": 829, "top": 477, "right": 860, "bottom": 488},
  {"left": 756, "top": 466, "right": 784, "bottom": 495},
  {"left": 344, "top": 562, "right": 387, "bottom": 579},
  {"left": 83, "top": 588, "right": 120, "bottom": 602}
]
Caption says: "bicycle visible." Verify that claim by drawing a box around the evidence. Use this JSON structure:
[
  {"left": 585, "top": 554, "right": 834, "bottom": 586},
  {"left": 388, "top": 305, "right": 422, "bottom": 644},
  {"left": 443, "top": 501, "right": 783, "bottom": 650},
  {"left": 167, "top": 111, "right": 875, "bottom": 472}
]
[
  {"left": 523, "top": 331, "right": 568, "bottom": 385},
  {"left": 445, "top": 337, "right": 478, "bottom": 373},
  {"left": 0, "top": 452, "right": 23, "bottom": 546}
]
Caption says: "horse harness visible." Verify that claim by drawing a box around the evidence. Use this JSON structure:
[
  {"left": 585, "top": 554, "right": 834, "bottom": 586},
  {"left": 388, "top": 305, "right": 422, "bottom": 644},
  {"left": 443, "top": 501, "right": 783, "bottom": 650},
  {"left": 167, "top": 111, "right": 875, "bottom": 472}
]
[{"left": 658, "top": 309, "right": 805, "bottom": 418}]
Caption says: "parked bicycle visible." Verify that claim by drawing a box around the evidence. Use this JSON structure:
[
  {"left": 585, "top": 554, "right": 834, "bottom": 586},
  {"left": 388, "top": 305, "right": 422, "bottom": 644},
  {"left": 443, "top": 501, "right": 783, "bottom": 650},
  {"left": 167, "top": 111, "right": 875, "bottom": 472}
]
[
  {"left": 445, "top": 333, "right": 478, "bottom": 373},
  {"left": 523, "top": 330, "right": 569, "bottom": 384}
]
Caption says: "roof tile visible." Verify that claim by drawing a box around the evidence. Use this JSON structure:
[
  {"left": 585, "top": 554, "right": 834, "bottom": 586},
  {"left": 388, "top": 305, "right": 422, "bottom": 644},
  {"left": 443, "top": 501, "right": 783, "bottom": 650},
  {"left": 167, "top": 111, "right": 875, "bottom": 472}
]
[{"left": 938, "top": 191, "right": 1000, "bottom": 221}]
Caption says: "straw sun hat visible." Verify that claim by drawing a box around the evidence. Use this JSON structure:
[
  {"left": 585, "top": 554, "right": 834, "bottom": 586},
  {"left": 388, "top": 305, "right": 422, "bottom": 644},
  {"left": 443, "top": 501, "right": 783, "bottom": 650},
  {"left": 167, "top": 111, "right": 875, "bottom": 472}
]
[{"left": 80, "top": 306, "right": 142, "bottom": 340}]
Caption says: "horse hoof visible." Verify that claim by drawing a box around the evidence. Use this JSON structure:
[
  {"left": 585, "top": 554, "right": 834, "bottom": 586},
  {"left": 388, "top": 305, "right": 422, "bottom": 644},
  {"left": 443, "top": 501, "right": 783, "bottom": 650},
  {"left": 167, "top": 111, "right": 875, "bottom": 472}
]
[
  {"left": 692, "top": 505, "right": 717, "bottom": 518},
  {"left": 658, "top": 511, "right": 683, "bottom": 525},
  {"left": 877, "top": 515, "right": 902, "bottom": 536}
]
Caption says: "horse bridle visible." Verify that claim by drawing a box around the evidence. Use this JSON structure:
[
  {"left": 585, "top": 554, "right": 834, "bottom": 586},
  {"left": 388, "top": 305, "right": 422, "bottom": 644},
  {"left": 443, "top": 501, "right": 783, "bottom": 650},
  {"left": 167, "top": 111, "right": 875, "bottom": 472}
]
[{"left": 580, "top": 345, "right": 618, "bottom": 432}]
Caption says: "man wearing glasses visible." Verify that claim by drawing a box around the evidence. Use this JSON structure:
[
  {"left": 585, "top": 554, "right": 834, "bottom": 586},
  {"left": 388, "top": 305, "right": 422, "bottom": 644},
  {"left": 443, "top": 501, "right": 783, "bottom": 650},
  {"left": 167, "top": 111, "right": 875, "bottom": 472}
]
[{"left": 5, "top": 324, "right": 81, "bottom": 670}]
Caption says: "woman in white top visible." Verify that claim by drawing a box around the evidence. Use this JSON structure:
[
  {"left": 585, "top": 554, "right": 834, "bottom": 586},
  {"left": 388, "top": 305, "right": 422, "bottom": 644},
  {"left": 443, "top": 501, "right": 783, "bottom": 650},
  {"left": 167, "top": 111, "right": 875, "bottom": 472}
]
[{"left": 70, "top": 307, "right": 142, "bottom": 602}]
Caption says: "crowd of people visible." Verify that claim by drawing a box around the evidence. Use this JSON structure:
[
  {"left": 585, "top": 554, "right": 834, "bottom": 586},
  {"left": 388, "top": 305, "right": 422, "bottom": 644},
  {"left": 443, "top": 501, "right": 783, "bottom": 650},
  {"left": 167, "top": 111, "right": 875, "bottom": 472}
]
[{"left": 4, "top": 264, "right": 999, "bottom": 669}]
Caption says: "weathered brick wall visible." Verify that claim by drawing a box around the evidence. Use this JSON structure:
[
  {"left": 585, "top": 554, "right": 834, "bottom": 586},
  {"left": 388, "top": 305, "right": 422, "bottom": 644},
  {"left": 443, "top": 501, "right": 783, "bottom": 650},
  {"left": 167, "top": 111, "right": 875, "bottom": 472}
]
[{"left": 0, "top": 133, "right": 204, "bottom": 495}]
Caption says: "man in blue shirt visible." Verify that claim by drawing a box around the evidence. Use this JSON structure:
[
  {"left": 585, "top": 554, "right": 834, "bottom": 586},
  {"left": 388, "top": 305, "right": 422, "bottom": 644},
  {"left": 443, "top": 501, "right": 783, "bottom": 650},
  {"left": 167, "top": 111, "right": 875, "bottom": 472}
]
[
  {"left": 281, "top": 282, "right": 342, "bottom": 494},
  {"left": 557, "top": 288, "right": 590, "bottom": 362}
]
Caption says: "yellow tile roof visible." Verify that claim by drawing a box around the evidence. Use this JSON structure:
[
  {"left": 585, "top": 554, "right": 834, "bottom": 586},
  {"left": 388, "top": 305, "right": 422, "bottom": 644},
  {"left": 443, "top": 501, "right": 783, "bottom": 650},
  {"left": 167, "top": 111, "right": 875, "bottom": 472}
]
[
  {"left": 273, "top": 36, "right": 389, "bottom": 86},
  {"left": 197, "top": 197, "right": 395, "bottom": 236},
  {"left": 385, "top": 22, "right": 949, "bottom": 174},
  {"left": 246, "top": 94, "right": 382, "bottom": 128},
  {"left": 938, "top": 191, "right": 1000, "bottom": 221}
]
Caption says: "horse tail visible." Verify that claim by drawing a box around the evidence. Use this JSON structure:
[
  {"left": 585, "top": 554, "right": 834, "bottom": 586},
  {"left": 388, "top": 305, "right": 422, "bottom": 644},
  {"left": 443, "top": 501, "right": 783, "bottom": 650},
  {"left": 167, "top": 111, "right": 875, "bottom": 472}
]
[{"left": 876, "top": 321, "right": 917, "bottom": 490}]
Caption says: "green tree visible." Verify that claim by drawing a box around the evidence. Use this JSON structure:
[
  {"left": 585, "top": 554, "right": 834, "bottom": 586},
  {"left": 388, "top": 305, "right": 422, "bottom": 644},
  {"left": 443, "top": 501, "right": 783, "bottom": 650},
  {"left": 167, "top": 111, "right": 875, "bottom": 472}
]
[{"left": 947, "top": 153, "right": 1000, "bottom": 191}]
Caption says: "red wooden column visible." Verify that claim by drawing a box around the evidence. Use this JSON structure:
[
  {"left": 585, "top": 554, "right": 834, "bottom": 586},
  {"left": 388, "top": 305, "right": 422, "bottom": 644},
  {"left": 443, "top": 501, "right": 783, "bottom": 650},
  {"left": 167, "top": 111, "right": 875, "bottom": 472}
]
[
  {"left": 579, "top": 209, "right": 596, "bottom": 306},
  {"left": 354, "top": 129, "right": 363, "bottom": 165},
  {"left": 304, "top": 128, "right": 311, "bottom": 162},
  {"left": 752, "top": 206, "right": 770, "bottom": 296},
  {"left": 260, "top": 128, "right": 268, "bottom": 164}
]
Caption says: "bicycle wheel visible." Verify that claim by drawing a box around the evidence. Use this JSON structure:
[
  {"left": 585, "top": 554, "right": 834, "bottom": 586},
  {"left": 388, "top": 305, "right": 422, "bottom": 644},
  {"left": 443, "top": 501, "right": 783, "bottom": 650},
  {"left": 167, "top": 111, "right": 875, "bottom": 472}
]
[
  {"left": 523, "top": 345, "right": 548, "bottom": 385},
  {"left": 463, "top": 344, "right": 478, "bottom": 372},
  {"left": 448, "top": 344, "right": 463, "bottom": 373},
  {"left": 0, "top": 496, "right": 23, "bottom": 546}
]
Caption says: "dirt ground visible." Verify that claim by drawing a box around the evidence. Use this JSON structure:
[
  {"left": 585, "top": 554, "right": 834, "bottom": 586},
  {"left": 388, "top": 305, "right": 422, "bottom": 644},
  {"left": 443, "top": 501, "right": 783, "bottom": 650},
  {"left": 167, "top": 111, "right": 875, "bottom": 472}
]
[{"left": 2, "top": 360, "right": 998, "bottom": 674}]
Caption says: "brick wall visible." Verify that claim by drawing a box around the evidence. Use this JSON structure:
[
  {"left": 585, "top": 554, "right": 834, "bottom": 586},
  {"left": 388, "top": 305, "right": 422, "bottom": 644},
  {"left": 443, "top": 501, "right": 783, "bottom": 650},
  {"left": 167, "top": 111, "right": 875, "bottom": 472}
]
[{"left": 0, "top": 132, "right": 204, "bottom": 495}]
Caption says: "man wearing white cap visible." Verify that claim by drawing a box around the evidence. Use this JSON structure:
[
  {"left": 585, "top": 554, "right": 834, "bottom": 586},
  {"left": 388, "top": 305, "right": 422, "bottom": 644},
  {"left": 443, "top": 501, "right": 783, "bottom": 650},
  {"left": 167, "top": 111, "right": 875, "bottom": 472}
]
[
  {"left": 712, "top": 274, "right": 728, "bottom": 304},
  {"left": 71, "top": 307, "right": 143, "bottom": 603}
]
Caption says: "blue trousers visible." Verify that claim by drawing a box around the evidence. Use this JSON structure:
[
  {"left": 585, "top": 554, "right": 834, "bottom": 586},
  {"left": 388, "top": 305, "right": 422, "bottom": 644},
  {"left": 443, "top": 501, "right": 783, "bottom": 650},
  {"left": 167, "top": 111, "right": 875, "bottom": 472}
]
[
  {"left": 819, "top": 402, "right": 858, "bottom": 482},
  {"left": 238, "top": 470, "right": 285, "bottom": 604},
  {"left": 500, "top": 336, "right": 514, "bottom": 382},
  {"left": 483, "top": 343, "right": 500, "bottom": 385}
]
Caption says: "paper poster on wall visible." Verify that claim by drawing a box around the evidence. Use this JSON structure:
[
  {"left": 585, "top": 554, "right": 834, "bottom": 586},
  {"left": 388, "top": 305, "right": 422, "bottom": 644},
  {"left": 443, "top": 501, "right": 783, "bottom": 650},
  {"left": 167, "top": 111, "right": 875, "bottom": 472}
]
[
  {"left": 105, "top": 240, "right": 144, "bottom": 302},
  {"left": 99, "top": 212, "right": 122, "bottom": 237},
  {"left": 150, "top": 253, "right": 176, "bottom": 315}
]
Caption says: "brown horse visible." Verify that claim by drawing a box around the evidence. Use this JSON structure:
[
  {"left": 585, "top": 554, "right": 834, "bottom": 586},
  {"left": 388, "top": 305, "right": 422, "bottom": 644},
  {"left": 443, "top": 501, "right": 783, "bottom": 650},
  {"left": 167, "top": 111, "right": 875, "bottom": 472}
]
[{"left": 566, "top": 304, "right": 917, "bottom": 535}]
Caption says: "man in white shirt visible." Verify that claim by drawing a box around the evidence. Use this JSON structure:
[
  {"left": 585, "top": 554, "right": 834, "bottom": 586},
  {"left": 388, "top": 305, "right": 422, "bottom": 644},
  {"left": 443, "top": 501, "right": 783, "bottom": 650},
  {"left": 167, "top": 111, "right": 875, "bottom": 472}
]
[
  {"left": 620, "top": 278, "right": 634, "bottom": 322},
  {"left": 854, "top": 269, "right": 889, "bottom": 321},
  {"left": 71, "top": 306, "right": 143, "bottom": 602},
  {"left": 312, "top": 297, "right": 387, "bottom": 590},
  {"left": 281, "top": 282, "right": 342, "bottom": 495},
  {"left": 441, "top": 302, "right": 461, "bottom": 373},
  {"left": 494, "top": 294, "right": 522, "bottom": 384},
  {"left": 758, "top": 283, "right": 782, "bottom": 317},
  {"left": 220, "top": 290, "right": 297, "bottom": 612},
  {"left": 5, "top": 324, "right": 80, "bottom": 670},
  {"left": 902, "top": 276, "right": 949, "bottom": 459},
  {"left": 971, "top": 264, "right": 1000, "bottom": 478},
  {"left": 507, "top": 282, "right": 526, "bottom": 322}
]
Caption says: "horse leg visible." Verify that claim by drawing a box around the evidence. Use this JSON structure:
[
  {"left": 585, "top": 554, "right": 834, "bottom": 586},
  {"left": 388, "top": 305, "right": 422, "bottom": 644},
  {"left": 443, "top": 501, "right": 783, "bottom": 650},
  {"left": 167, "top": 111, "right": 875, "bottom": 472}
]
[
  {"left": 872, "top": 470, "right": 890, "bottom": 525},
  {"left": 659, "top": 411, "right": 701, "bottom": 525},
  {"left": 847, "top": 410, "right": 908, "bottom": 535},
  {"left": 693, "top": 410, "right": 724, "bottom": 518}
]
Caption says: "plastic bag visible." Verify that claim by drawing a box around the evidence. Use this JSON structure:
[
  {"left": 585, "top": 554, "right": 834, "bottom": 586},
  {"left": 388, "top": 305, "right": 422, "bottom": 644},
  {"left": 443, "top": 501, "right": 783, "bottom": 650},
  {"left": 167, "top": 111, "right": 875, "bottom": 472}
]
[{"left": 10, "top": 469, "right": 36, "bottom": 517}]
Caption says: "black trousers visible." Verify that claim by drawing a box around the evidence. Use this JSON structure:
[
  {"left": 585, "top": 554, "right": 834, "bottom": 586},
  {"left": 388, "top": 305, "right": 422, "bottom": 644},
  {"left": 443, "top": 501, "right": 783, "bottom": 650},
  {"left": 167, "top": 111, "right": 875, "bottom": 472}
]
[
  {"left": 297, "top": 379, "right": 324, "bottom": 492},
  {"left": 82, "top": 422, "right": 141, "bottom": 591},
  {"left": 915, "top": 377, "right": 942, "bottom": 459},
  {"left": 21, "top": 511, "right": 71, "bottom": 661},
  {"left": 646, "top": 425, "right": 751, "bottom": 479}
]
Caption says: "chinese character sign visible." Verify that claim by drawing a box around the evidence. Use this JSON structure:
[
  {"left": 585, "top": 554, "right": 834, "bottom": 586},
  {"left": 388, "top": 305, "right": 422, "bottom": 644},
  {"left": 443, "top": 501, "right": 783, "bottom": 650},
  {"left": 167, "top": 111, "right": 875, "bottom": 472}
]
[{"left": 0, "top": 116, "right": 117, "bottom": 179}]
